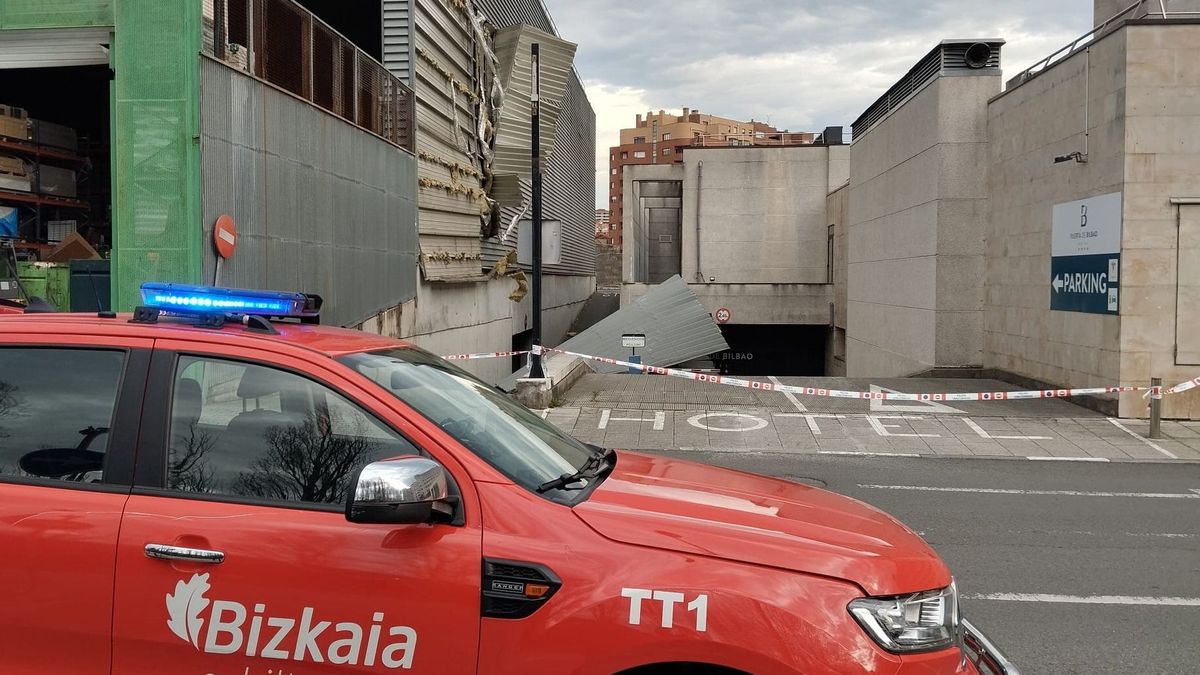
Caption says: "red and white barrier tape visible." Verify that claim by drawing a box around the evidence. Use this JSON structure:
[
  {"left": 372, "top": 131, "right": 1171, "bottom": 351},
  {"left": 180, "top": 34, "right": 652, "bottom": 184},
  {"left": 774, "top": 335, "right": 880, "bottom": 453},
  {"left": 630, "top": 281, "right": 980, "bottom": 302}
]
[
  {"left": 443, "top": 346, "right": 1198, "bottom": 401},
  {"left": 1167, "top": 377, "right": 1200, "bottom": 396},
  {"left": 442, "top": 350, "right": 530, "bottom": 361},
  {"left": 529, "top": 346, "right": 1184, "bottom": 402}
]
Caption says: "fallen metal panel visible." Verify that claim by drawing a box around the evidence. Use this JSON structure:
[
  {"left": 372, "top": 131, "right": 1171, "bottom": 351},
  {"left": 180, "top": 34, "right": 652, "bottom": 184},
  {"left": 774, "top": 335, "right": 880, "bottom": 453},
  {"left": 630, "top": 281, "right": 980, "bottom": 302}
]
[{"left": 501, "top": 275, "right": 728, "bottom": 388}]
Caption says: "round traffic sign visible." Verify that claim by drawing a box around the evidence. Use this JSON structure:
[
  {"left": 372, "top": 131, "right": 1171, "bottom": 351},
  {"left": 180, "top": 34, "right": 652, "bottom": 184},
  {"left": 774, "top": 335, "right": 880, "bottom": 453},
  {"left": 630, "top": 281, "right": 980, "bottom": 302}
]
[
  {"left": 214, "top": 215, "right": 238, "bottom": 259},
  {"left": 714, "top": 307, "right": 732, "bottom": 324}
]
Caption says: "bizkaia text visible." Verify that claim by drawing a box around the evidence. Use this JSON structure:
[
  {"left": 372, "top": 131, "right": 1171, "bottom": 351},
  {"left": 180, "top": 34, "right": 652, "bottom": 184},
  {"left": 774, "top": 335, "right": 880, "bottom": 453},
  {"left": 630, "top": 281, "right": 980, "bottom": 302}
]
[{"left": 167, "top": 573, "right": 417, "bottom": 669}]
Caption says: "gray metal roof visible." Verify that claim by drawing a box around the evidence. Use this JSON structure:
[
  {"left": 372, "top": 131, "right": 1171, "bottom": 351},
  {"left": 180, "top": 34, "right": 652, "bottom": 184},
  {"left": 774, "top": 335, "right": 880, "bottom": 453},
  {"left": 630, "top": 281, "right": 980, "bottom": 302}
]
[{"left": 501, "top": 275, "right": 729, "bottom": 387}]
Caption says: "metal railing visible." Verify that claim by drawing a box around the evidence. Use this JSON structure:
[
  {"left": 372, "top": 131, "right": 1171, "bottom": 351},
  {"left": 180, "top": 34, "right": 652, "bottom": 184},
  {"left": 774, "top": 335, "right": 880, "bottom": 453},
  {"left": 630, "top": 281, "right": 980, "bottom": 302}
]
[
  {"left": 1008, "top": 0, "right": 1200, "bottom": 89},
  {"left": 690, "top": 132, "right": 817, "bottom": 148},
  {"left": 201, "top": 0, "right": 415, "bottom": 152}
]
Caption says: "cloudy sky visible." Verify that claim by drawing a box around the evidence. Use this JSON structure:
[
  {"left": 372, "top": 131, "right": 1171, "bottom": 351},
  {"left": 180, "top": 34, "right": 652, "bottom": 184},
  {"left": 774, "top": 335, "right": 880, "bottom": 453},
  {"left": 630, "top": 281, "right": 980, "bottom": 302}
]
[{"left": 540, "top": 0, "right": 1096, "bottom": 207}]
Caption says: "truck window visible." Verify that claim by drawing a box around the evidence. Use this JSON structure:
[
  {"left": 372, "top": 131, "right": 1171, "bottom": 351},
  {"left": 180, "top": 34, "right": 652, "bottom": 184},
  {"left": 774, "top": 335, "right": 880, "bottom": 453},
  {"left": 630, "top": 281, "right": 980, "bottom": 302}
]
[
  {"left": 0, "top": 348, "right": 125, "bottom": 484},
  {"left": 166, "top": 356, "right": 418, "bottom": 505}
]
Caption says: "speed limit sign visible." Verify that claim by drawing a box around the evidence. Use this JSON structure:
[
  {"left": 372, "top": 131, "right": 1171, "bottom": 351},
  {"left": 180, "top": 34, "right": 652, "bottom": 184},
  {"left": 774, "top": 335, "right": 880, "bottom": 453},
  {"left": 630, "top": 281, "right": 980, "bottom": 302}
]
[{"left": 715, "top": 307, "right": 732, "bottom": 324}]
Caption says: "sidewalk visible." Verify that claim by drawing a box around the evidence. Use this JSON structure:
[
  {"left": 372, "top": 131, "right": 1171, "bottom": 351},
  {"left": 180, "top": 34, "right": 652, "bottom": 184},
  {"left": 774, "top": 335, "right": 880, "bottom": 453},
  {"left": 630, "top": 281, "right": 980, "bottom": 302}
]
[{"left": 548, "top": 374, "right": 1200, "bottom": 462}]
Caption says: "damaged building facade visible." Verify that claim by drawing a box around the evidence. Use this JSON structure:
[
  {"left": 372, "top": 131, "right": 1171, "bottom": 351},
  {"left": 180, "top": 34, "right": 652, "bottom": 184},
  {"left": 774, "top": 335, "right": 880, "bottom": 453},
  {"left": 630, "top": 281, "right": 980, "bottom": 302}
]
[{"left": 363, "top": 0, "right": 597, "bottom": 383}]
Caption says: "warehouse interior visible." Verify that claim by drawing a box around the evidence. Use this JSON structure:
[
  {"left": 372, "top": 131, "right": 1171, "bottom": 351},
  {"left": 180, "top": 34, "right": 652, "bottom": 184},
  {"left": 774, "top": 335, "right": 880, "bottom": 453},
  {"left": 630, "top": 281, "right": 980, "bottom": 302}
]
[{"left": 0, "top": 63, "right": 111, "bottom": 310}]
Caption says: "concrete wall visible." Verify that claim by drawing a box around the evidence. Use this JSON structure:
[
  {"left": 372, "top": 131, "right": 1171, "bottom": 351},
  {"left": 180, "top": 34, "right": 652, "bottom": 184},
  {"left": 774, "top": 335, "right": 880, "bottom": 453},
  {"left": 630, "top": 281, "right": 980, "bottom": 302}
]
[
  {"left": 826, "top": 183, "right": 849, "bottom": 375},
  {"left": 985, "top": 30, "right": 1127, "bottom": 399},
  {"left": 681, "top": 146, "right": 847, "bottom": 285},
  {"left": 847, "top": 73, "right": 998, "bottom": 377},
  {"left": 985, "top": 22, "right": 1200, "bottom": 418},
  {"left": 357, "top": 274, "right": 593, "bottom": 383},
  {"left": 1118, "top": 23, "right": 1200, "bottom": 418},
  {"left": 621, "top": 282, "right": 832, "bottom": 326}
]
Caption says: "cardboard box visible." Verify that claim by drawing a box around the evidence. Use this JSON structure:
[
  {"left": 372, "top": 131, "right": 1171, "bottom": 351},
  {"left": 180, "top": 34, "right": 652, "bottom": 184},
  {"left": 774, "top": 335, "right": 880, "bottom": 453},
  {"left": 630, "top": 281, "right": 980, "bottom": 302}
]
[
  {"left": 0, "top": 154, "right": 26, "bottom": 176},
  {"left": 0, "top": 104, "right": 28, "bottom": 119},
  {"left": 0, "top": 174, "right": 31, "bottom": 192},
  {"left": 46, "top": 232, "right": 101, "bottom": 263},
  {"left": 36, "top": 164, "right": 76, "bottom": 197},
  {"left": 0, "top": 115, "right": 29, "bottom": 141},
  {"left": 30, "top": 119, "right": 77, "bottom": 152}
]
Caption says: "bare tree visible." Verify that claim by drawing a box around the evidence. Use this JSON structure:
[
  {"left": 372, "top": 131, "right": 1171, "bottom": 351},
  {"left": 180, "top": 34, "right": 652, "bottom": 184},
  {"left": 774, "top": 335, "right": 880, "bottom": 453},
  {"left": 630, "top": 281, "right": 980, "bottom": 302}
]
[
  {"left": 169, "top": 423, "right": 217, "bottom": 493},
  {"left": 232, "top": 410, "right": 378, "bottom": 504}
]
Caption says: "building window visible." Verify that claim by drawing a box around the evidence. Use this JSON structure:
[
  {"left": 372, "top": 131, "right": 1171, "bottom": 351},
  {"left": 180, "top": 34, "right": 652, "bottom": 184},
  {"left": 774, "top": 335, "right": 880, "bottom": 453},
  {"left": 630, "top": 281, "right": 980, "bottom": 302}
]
[
  {"left": 633, "top": 151, "right": 646, "bottom": 159},
  {"left": 662, "top": 133, "right": 671, "bottom": 141},
  {"left": 621, "top": 151, "right": 628, "bottom": 159},
  {"left": 662, "top": 148, "right": 672, "bottom": 156},
  {"left": 610, "top": 154, "right": 615, "bottom": 161},
  {"left": 633, "top": 136, "right": 645, "bottom": 144},
  {"left": 611, "top": 168, "right": 617, "bottom": 175},
  {"left": 611, "top": 195, "right": 617, "bottom": 202}
]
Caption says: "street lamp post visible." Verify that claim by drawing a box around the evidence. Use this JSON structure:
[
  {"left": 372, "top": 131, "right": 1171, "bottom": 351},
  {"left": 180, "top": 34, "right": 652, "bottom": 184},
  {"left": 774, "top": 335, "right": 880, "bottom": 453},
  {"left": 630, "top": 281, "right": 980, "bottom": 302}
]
[{"left": 529, "top": 42, "right": 546, "bottom": 378}]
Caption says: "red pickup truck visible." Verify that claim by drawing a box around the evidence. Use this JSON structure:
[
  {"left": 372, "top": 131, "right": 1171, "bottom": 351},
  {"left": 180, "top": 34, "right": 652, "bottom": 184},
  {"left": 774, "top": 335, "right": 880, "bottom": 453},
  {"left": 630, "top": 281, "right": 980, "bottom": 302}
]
[{"left": 0, "top": 283, "right": 1017, "bottom": 674}]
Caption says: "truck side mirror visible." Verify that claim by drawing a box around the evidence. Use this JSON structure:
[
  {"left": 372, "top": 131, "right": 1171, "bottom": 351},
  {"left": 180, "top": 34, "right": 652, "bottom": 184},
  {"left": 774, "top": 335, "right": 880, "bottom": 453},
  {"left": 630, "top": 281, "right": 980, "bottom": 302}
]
[{"left": 346, "top": 457, "right": 452, "bottom": 525}]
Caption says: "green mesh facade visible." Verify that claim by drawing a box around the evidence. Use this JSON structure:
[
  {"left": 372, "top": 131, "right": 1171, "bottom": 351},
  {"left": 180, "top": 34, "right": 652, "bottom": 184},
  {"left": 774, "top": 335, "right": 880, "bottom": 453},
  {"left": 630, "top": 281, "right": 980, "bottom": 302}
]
[
  {"left": 0, "top": 0, "right": 113, "bottom": 28},
  {"left": 111, "top": 0, "right": 203, "bottom": 309}
]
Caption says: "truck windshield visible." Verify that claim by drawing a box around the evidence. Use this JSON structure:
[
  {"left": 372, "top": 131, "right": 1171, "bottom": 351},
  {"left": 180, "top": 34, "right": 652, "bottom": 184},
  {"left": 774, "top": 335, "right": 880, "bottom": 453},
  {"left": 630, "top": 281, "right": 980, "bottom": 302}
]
[{"left": 338, "top": 347, "right": 597, "bottom": 501}]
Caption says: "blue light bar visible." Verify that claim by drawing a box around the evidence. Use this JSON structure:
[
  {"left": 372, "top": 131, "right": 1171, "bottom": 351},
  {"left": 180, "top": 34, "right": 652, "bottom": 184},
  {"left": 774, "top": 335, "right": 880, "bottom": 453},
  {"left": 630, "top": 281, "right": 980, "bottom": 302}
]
[{"left": 140, "top": 283, "right": 309, "bottom": 317}]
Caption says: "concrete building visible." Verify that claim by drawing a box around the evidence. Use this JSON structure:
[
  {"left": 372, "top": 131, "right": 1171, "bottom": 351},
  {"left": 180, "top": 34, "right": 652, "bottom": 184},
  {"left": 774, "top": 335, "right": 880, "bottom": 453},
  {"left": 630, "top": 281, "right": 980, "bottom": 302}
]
[
  {"left": 831, "top": 1, "right": 1200, "bottom": 418},
  {"left": 622, "top": 142, "right": 848, "bottom": 374},
  {"left": 845, "top": 40, "right": 1003, "bottom": 377},
  {"left": 608, "top": 109, "right": 815, "bottom": 248},
  {"left": 985, "top": 1, "right": 1200, "bottom": 418}
]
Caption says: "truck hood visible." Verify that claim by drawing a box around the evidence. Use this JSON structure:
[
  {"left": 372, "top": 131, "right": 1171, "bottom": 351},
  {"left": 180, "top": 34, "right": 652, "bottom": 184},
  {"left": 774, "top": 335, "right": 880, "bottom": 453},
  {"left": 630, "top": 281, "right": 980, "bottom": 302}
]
[{"left": 573, "top": 451, "right": 950, "bottom": 596}]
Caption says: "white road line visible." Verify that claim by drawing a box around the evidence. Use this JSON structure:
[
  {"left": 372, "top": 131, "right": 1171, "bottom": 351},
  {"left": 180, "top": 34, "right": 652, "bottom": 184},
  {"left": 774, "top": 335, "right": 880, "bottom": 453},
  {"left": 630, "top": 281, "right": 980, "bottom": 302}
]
[
  {"left": 1028, "top": 456, "right": 1110, "bottom": 462},
  {"left": 769, "top": 376, "right": 807, "bottom": 412},
  {"left": 1108, "top": 417, "right": 1178, "bottom": 459},
  {"left": 819, "top": 451, "right": 922, "bottom": 458},
  {"left": 963, "top": 593, "right": 1200, "bottom": 607},
  {"left": 856, "top": 484, "right": 1200, "bottom": 499}
]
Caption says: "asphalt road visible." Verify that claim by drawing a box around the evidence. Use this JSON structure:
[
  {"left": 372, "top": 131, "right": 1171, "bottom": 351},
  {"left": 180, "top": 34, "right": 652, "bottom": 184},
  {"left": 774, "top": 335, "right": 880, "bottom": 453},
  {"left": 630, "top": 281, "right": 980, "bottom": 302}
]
[{"left": 645, "top": 450, "right": 1200, "bottom": 675}]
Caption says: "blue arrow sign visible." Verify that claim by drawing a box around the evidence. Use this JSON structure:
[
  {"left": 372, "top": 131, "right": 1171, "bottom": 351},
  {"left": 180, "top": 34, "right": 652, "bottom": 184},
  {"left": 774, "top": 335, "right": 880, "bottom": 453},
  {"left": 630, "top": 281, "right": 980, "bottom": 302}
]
[{"left": 1051, "top": 254, "right": 1120, "bottom": 315}]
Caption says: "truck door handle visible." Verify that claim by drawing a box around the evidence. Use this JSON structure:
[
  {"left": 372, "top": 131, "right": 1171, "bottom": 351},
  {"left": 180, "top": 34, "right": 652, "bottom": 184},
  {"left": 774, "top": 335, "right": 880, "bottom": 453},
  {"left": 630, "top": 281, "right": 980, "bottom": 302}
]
[{"left": 145, "top": 543, "right": 225, "bottom": 564}]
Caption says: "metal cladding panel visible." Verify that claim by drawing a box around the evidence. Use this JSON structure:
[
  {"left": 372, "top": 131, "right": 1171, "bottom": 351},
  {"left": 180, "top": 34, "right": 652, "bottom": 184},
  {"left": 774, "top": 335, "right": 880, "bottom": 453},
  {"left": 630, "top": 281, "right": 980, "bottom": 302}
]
[
  {"left": 491, "top": 24, "right": 575, "bottom": 177},
  {"left": 472, "top": 0, "right": 555, "bottom": 34},
  {"left": 500, "top": 275, "right": 728, "bottom": 387},
  {"left": 200, "top": 58, "right": 418, "bottom": 327},
  {"left": 382, "top": 0, "right": 416, "bottom": 86},
  {"left": 481, "top": 71, "right": 594, "bottom": 276},
  {"left": 0, "top": 27, "right": 112, "bottom": 68},
  {"left": 0, "top": 0, "right": 113, "bottom": 29}
]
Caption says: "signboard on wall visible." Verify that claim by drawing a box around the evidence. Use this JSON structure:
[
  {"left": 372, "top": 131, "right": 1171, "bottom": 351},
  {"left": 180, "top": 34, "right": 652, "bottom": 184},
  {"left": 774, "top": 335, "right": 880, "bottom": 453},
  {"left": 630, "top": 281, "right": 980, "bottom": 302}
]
[{"left": 1050, "top": 192, "right": 1122, "bottom": 315}]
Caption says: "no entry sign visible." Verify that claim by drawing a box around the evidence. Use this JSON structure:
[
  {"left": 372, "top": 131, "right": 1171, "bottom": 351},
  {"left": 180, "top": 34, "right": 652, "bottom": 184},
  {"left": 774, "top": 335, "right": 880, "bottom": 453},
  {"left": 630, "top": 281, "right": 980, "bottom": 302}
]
[{"left": 214, "top": 215, "right": 238, "bottom": 260}]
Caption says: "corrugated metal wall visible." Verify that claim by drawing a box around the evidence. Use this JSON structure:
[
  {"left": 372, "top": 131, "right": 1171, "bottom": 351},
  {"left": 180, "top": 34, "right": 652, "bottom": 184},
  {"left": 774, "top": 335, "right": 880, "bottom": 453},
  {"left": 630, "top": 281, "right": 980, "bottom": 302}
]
[
  {"left": 199, "top": 58, "right": 418, "bottom": 326},
  {"left": 475, "top": 0, "right": 595, "bottom": 277},
  {"left": 382, "top": 0, "right": 415, "bottom": 86}
]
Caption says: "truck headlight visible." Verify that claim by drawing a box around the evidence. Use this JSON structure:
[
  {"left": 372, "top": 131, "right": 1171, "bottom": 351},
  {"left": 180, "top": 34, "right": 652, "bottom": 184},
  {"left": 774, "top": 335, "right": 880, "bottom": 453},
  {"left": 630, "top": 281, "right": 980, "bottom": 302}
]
[{"left": 848, "top": 581, "right": 958, "bottom": 653}]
